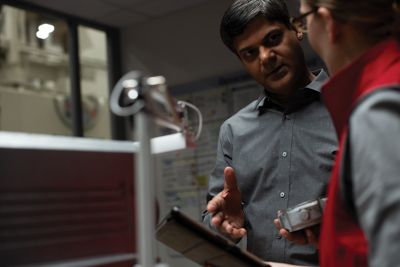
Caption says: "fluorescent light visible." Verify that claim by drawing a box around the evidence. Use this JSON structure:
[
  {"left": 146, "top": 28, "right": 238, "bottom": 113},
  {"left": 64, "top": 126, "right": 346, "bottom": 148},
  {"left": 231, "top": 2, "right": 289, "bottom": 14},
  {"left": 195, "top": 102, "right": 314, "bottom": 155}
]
[
  {"left": 36, "top": 30, "right": 49, "bottom": 39},
  {"left": 38, "top": 23, "right": 55, "bottom": 33}
]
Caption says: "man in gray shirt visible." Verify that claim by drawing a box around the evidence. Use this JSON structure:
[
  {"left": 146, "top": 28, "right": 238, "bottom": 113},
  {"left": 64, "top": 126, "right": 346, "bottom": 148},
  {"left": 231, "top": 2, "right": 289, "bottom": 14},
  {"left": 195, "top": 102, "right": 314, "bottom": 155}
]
[{"left": 203, "top": 0, "right": 337, "bottom": 265}]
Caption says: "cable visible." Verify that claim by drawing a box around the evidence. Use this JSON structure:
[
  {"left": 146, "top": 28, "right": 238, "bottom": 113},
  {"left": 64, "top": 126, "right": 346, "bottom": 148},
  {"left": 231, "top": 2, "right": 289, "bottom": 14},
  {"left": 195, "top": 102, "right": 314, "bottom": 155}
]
[
  {"left": 177, "top": 100, "right": 203, "bottom": 140},
  {"left": 110, "top": 71, "right": 203, "bottom": 141}
]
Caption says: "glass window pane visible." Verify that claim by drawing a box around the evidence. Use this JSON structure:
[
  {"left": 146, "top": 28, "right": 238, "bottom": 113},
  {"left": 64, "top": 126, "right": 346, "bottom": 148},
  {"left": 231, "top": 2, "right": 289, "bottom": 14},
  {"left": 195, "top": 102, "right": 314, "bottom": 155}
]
[
  {"left": 0, "top": 5, "right": 72, "bottom": 135},
  {"left": 78, "top": 25, "right": 111, "bottom": 139}
]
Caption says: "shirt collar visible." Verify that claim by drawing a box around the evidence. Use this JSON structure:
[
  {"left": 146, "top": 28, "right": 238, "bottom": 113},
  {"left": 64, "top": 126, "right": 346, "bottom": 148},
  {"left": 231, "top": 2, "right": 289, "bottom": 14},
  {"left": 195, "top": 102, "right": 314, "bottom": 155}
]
[
  {"left": 306, "top": 69, "right": 328, "bottom": 93},
  {"left": 255, "top": 69, "right": 328, "bottom": 111}
]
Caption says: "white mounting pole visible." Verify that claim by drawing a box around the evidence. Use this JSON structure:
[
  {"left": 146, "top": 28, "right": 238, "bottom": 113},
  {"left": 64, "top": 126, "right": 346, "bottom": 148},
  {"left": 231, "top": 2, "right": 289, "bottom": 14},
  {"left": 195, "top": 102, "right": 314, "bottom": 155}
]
[
  {"left": 135, "top": 109, "right": 156, "bottom": 267},
  {"left": 110, "top": 72, "right": 179, "bottom": 267}
]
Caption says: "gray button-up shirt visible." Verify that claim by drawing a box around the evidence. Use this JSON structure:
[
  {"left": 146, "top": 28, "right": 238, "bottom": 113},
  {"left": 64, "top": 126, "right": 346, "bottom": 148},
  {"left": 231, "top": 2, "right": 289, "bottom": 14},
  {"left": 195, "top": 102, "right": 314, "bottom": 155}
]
[{"left": 204, "top": 70, "right": 337, "bottom": 265}]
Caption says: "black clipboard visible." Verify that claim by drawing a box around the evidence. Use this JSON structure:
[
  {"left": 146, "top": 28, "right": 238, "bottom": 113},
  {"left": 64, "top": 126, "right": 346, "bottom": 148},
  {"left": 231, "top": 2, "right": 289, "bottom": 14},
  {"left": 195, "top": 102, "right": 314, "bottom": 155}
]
[{"left": 156, "top": 206, "right": 269, "bottom": 267}]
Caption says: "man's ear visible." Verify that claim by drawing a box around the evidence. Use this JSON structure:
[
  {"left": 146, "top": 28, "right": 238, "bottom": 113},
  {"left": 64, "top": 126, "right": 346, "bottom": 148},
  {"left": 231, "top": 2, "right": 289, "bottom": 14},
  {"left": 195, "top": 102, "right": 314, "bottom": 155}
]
[{"left": 318, "top": 7, "right": 341, "bottom": 43}]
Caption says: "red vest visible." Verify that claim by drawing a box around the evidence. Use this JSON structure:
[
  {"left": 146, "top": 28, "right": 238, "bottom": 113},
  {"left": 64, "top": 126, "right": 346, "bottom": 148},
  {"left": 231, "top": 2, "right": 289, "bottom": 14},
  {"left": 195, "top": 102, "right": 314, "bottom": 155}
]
[{"left": 320, "top": 39, "right": 400, "bottom": 267}]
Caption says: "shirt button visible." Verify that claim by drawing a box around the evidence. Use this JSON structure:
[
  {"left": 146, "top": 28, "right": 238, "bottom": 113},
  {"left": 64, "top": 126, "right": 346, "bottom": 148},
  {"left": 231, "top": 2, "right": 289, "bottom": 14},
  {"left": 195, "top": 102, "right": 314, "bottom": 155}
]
[
  {"left": 276, "top": 234, "right": 282, "bottom": 239},
  {"left": 282, "top": 152, "right": 287, "bottom": 157},
  {"left": 279, "top": 192, "right": 285, "bottom": 198}
]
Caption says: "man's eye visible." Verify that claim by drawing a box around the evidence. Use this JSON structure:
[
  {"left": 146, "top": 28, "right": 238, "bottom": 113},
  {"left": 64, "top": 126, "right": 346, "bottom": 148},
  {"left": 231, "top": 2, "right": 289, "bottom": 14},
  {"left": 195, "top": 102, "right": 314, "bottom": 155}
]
[
  {"left": 265, "top": 31, "right": 283, "bottom": 46},
  {"left": 241, "top": 49, "right": 257, "bottom": 61}
]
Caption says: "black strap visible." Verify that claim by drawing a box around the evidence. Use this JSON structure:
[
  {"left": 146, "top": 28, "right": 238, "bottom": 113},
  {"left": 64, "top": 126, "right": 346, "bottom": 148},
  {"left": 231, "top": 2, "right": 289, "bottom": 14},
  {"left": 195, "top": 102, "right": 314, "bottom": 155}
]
[{"left": 340, "top": 132, "right": 357, "bottom": 217}]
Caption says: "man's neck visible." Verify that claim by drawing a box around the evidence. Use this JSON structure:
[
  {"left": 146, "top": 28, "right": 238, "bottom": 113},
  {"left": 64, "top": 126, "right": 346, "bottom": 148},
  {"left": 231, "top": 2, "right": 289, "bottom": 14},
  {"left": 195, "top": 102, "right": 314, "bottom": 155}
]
[{"left": 268, "top": 69, "right": 316, "bottom": 108}]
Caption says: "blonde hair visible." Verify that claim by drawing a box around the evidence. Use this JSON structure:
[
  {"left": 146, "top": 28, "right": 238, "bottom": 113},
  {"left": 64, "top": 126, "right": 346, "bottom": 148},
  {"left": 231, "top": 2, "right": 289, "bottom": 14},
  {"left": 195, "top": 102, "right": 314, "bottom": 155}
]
[{"left": 305, "top": 0, "right": 400, "bottom": 42}]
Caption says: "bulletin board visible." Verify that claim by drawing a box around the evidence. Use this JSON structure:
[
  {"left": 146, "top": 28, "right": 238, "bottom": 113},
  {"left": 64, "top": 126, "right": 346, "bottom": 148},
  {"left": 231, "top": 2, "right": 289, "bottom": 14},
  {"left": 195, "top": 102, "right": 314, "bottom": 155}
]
[
  {"left": 156, "top": 80, "right": 261, "bottom": 220},
  {"left": 155, "top": 80, "right": 261, "bottom": 264}
]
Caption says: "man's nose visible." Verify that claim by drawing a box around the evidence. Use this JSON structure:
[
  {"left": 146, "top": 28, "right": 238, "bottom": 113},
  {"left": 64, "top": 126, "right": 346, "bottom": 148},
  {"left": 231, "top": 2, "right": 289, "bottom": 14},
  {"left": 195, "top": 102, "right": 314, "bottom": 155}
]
[{"left": 259, "top": 46, "right": 276, "bottom": 67}]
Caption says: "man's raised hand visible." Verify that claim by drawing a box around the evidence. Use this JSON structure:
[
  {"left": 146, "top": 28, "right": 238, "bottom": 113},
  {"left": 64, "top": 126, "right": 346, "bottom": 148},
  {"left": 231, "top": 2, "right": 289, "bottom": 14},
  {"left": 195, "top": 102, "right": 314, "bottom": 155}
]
[{"left": 207, "top": 167, "right": 246, "bottom": 240}]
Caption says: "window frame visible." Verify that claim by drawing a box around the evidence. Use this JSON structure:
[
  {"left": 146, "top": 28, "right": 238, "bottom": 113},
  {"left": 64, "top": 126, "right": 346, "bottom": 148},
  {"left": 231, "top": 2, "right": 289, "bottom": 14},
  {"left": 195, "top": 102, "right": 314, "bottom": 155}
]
[{"left": 1, "top": 0, "right": 126, "bottom": 139}]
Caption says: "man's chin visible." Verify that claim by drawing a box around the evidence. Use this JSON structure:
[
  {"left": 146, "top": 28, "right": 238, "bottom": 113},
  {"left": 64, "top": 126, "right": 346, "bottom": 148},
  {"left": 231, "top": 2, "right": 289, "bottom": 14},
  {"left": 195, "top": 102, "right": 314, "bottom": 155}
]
[
  {"left": 263, "top": 73, "right": 294, "bottom": 95},
  {"left": 269, "top": 65, "right": 288, "bottom": 81}
]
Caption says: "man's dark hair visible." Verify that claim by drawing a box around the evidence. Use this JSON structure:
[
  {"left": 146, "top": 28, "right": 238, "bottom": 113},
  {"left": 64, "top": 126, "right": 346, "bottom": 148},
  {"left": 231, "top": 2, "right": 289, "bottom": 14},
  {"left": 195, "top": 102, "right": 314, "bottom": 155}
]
[{"left": 220, "top": 0, "right": 292, "bottom": 53}]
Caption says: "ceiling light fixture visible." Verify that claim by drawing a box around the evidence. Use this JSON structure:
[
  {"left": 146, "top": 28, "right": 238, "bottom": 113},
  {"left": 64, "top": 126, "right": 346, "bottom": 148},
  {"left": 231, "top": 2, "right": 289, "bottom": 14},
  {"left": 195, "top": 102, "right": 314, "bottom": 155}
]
[{"left": 36, "top": 23, "right": 55, "bottom": 40}]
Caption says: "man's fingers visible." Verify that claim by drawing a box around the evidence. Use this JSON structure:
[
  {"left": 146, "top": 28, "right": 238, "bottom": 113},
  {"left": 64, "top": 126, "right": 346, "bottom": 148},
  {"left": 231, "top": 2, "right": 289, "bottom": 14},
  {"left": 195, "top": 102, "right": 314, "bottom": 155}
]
[
  {"left": 207, "top": 200, "right": 218, "bottom": 213},
  {"left": 305, "top": 229, "right": 319, "bottom": 248},
  {"left": 279, "top": 228, "right": 309, "bottom": 245},
  {"left": 223, "top": 167, "right": 239, "bottom": 195},
  {"left": 274, "top": 217, "right": 293, "bottom": 241},
  {"left": 274, "top": 216, "right": 310, "bottom": 245},
  {"left": 222, "top": 219, "right": 232, "bottom": 233},
  {"left": 210, "top": 211, "right": 224, "bottom": 227},
  {"left": 275, "top": 211, "right": 320, "bottom": 248},
  {"left": 279, "top": 228, "right": 294, "bottom": 241},
  {"left": 273, "top": 218, "right": 282, "bottom": 230},
  {"left": 207, "top": 193, "right": 225, "bottom": 213},
  {"left": 230, "top": 227, "right": 247, "bottom": 239},
  {"left": 222, "top": 220, "right": 247, "bottom": 239},
  {"left": 207, "top": 167, "right": 245, "bottom": 236}
]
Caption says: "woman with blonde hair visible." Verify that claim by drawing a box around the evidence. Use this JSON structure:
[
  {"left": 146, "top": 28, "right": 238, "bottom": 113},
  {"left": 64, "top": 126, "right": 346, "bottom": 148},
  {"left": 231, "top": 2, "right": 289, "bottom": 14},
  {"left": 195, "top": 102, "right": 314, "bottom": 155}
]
[{"left": 270, "top": 0, "right": 400, "bottom": 266}]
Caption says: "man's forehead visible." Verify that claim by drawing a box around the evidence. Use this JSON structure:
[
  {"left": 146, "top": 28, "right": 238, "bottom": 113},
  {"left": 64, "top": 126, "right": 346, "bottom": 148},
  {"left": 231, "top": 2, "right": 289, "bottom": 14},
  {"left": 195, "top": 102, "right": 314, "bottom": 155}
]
[
  {"left": 232, "top": 18, "right": 287, "bottom": 50},
  {"left": 240, "top": 17, "right": 287, "bottom": 39}
]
